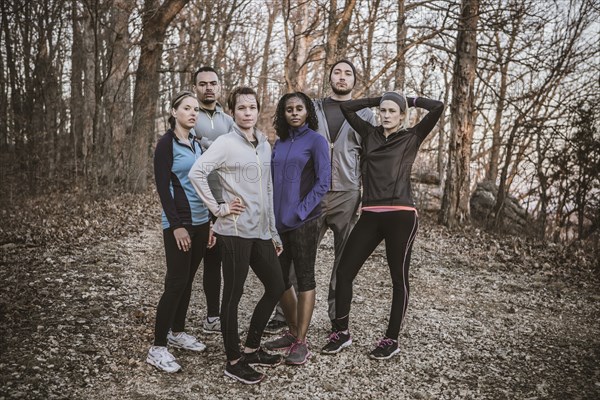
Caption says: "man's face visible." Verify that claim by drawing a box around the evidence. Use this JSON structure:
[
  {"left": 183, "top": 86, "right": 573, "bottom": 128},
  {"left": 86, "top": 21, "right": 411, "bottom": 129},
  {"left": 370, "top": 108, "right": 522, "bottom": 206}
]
[
  {"left": 194, "top": 71, "right": 221, "bottom": 105},
  {"left": 330, "top": 62, "right": 355, "bottom": 96}
]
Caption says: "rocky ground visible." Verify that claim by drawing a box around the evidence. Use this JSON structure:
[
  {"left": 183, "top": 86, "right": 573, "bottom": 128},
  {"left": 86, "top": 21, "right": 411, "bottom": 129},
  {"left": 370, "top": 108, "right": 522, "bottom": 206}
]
[{"left": 0, "top": 192, "right": 598, "bottom": 399}]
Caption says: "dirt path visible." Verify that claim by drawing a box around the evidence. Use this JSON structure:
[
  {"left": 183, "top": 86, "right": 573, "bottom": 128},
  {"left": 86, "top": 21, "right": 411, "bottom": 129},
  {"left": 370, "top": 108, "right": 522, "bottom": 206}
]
[{"left": 1, "top": 202, "right": 598, "bottom": 399}]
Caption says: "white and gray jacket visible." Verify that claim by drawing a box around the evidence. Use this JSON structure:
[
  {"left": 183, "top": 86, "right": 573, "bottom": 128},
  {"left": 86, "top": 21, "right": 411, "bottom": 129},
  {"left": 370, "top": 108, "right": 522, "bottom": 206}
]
[
  {"left": 313, "top": 98, "right": 376, "bottom": 192},
  {"left": 188, "top": 124, "right": 281, "bottom": 245},
  {"left": 191, "top": 103, "right": 234, "bottom": 203}
]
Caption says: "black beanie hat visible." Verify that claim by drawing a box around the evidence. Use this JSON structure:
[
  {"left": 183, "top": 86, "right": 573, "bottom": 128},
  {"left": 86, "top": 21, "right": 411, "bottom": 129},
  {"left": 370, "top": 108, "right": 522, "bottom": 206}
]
[{"left": 329, "top": 60, "right": 357, "bottom": 88}]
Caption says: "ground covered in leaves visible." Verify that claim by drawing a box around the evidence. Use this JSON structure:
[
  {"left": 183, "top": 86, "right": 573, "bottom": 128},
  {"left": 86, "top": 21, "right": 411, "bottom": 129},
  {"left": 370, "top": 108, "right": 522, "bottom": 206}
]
[{"left": 0, "top": 191, "right": 598, "bottom": 399}]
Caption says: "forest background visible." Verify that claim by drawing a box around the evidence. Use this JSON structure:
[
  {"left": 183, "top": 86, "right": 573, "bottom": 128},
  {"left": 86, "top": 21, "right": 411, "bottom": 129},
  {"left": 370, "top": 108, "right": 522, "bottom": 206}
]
[
  {"left": 0, "top": 1, "right": 599, "bottom": 398},
  {"left": 1, "top": 0, "right": 599, "bottom": 241}
]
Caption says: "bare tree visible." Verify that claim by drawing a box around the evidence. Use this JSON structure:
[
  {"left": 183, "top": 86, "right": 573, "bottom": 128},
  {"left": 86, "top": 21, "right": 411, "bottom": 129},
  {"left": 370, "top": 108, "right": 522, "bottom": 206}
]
[
  {"left": 322, "top": 0, "right": 357, "bottom": 94},
  {"left": 439, "top": 0, "right": 480, "bottom": 227},
  {"left": 127, "top": 0, "right": 190, "bottom": 193},
  {"left": 394, "top": 0, "right": 406, "bottom": 90}
]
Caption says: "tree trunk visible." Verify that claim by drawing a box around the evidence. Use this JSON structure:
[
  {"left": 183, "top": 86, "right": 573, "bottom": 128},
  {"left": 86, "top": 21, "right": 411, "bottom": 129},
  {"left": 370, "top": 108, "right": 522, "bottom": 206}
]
[
  {"left": 485, "top": 9, "right": 522, "bottom": 183},
  {"left": 437, "top": 64, "right": 451, "bottom": 185},
  {"left": 0, "top": 7, "right": 8, "bottom": 151},
  {"left": 439, "top": 0, "right": 479, "bottom": 228},
  {"left": 322, "top": 0, "right": 357, "bottom": 95},
  {"left": 105, "top": 0, "right": 134, "bottom": 186},
  {"left": 70, "top": 0, "right": 85, "bottom": 182},
  {"left": 284, "top": 0, "right": 314, "bottom": 92},
  {"left": 393, "top": 0, "right": 406, "bottom": 91},
  {"left": 258, "top": 0, "right": 278, "bottom": 106},
  {"left": 127, "top": 0, "right": 190, "bottom": 193}
]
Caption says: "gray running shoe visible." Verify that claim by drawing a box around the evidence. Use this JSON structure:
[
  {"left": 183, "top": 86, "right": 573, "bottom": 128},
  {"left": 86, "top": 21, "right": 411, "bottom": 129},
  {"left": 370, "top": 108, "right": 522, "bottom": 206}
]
[
  {"left": 285, "top": 340, "right": 311, "bottom": 365},
  {"left": 146, "top": 346, "right": 181, "bottom": 373},
  {"left": 167, "top": 331, "right": 206, "bottom": 352},
  {"left": 202, "top": 317, "right": 221, "bottom": 334},
  {"left": 264, "top": 319, "right": 287, "bottom": 335},
  {"left": 264, "top": 331, "right": 296, "bottom": 352}
]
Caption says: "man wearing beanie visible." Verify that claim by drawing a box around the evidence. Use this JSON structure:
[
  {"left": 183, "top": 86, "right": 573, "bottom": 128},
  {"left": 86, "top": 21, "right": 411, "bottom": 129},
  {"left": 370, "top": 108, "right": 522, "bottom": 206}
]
[
  {"left": 266, "top": 60, "right": 376, "bottom": 335},
  {"left": 314, "top": 60, "right": 375, "bottom": 330}
]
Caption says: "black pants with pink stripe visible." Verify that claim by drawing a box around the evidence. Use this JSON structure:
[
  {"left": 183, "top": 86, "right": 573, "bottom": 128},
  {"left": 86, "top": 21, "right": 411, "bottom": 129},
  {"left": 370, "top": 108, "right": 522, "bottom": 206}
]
[{"left": 334, "top": 210, "right": 418, "bottom": 340}]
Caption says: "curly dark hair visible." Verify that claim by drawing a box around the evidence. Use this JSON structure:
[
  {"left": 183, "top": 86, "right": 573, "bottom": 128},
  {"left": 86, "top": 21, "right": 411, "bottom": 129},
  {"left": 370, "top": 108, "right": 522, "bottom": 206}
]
[{"left": 273, "top": 92, "right": 319, "bottom": 140}]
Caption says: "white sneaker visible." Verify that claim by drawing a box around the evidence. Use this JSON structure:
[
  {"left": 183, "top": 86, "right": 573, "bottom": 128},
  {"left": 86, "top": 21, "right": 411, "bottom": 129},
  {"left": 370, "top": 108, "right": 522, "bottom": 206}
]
[
  {"left": 146, "top": 346, "right": 181, "bottom": 373},
  {"left": 202, "top": 317, "right": 221, "bottom": 334},
  {"left": 167, "top": 331, "right": 206, "bottom": 352}
]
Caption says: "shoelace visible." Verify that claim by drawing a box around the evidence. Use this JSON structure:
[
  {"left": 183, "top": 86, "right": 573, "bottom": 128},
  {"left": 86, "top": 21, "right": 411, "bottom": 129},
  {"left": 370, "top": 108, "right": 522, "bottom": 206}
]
[
  {"left": 289, "top": 340, "right": 306, "bottom": 353},
  {"left": 376, "top": 338, "right": 395, "bottom": 348},
  {"left": 328, "top": 332, "right": 340, "bottom": 342},
  {"left": 177, "top": 332, "right": 196, "bottom": 344},
  {"left": 156, "top": 347, "right": 175, "bottom": 361}
]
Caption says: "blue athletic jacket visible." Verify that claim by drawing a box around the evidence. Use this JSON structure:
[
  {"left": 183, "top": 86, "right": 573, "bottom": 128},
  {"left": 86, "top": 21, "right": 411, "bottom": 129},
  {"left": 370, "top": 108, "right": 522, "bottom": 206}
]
[
  {"left": 154, "top": 129, "right": 209, "bottom": 230},
  {"left": 271, "top": 124, "right": 331, "bottom": 233}
]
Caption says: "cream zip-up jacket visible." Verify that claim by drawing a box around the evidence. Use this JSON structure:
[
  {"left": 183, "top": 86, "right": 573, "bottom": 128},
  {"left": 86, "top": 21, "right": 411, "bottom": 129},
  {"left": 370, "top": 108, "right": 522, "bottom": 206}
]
[{"left": 188, "top": 124, "right": 281, "bottom": 245}]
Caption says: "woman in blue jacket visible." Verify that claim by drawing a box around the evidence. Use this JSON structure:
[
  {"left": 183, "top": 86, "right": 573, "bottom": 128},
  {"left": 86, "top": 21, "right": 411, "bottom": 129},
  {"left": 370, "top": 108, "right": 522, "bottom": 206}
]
[
  {"left": 264, "top": 92, "right": 330, "bottom": 364},
  {"left": 147, "top": 91, "right": 214, "bottom": 373}
]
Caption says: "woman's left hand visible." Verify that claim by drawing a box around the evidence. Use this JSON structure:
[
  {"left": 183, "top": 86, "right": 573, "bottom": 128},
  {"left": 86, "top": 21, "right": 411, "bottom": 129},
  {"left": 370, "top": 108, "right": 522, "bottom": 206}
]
[
  {"left": 274, "top": 242, "right": 283, "bottom": 256},
  {"left": 207, "top": 227, "right": 217, "bottom": 249}
]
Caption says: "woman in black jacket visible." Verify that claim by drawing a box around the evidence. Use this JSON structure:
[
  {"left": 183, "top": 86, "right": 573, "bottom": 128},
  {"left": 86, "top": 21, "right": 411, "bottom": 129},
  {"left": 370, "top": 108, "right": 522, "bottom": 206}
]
[{"left": 320, "top": 92, "right": 444, "bottom": 360}]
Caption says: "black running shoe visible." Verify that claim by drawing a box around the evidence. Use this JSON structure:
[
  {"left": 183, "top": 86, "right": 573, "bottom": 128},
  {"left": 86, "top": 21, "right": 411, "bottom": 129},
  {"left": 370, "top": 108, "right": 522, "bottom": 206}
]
[
  {"left": 264, "top": 319, "right": 287, "bottom": 335},
  {"left": 369, "top": 337, "right": 400, "bottom": 360},
  {"left": 224, "top": 359, "right": 265, "bottom": 384},
  {"left": 243, "top": 347, "right": 282, "bottom": 367},
  {"left": 321, "top": 330, "right": 352, "bottom": 354}
]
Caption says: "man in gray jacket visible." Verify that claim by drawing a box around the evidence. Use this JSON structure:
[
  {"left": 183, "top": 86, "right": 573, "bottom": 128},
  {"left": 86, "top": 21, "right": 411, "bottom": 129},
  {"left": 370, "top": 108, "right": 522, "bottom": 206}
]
[
  {"left": 266, "top": 60, "right": 375, "bottom": 334},
  {"left": 191, "top": 67, "right": 234, "bottom": 334}
]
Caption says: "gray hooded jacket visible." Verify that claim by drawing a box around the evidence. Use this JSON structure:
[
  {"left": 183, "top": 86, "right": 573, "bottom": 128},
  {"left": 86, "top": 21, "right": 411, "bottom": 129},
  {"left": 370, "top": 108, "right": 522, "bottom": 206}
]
[
  {"left": 188, "top": 124, "right": 281, "bottom": 245},
  {"left": 313, "top": 98, "right": 375, "bottom": 191}
]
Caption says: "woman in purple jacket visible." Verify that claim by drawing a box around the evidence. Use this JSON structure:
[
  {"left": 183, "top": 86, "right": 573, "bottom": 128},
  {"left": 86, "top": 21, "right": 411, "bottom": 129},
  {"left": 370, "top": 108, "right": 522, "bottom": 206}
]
[{"left": 264, "top": 92, "right": 330, "bottom": 364}]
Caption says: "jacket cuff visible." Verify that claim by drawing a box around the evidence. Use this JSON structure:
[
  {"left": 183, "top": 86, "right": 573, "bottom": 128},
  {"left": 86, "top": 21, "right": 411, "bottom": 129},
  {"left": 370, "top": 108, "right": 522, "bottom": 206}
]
[{"left": 271, "top": 232, "right": 282, "bottom": 247}]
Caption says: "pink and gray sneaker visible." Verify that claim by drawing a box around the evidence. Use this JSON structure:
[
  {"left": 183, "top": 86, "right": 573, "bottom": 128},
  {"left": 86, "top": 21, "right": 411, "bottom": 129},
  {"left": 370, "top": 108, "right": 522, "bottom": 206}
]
[{"left": 285, "top": 339, "right": 311, "bottom": 365}]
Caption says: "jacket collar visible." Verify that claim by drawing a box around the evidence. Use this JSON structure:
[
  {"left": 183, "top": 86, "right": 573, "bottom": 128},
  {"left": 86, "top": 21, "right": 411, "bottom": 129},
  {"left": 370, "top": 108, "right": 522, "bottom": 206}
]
[
  {"left": 199, "top": 101, "right": 225, "bottom": 114},
  {"left": 288, "top": 123, "right": 310, "bottom": 139},
  {"left": 232, "top": 123, "right": 266, "bottom": 144},
  {"left": 167, "top": 128, "right": 197, "bottom": 140}
]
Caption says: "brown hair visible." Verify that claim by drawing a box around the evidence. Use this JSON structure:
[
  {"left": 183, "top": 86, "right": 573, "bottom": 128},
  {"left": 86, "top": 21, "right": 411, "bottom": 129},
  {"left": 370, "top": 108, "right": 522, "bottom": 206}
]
[
  {"left": 227, "top": 86, "right": 261, "bottom": 113},
  {"left": 168, "top": 91, "right": 196, "bottom": 129}
]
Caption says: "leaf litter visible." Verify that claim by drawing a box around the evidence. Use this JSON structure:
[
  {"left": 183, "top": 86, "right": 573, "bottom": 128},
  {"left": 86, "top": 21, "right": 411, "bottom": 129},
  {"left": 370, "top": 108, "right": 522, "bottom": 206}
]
[{"left": 0, "top": 191, "right": 598, "bottom": 399}]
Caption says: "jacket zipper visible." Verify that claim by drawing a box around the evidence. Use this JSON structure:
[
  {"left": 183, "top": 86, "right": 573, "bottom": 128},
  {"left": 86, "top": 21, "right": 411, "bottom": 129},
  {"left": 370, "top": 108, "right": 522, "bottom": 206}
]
[{"left": 277, "top": 138, "right": 295, "bottom": 217}]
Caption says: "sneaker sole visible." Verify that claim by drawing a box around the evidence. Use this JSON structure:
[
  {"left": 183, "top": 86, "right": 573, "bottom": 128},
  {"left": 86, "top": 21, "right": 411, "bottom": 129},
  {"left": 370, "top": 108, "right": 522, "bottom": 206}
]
[
  {"left": 168, "top": 342, "right": 206, "bottom": 352},
  {"left": 146, "top": 357, "right": 181, "bottom": 373},
  {"left": 224, "top": 370, "right": 265, "bottom": 384},
  {"left": 369, "top": 348, "right": 400, "bottom": 360},
  {"left": 202, "top": 327, "right": 221, "bottom": 334},
  {"left": 247, "top": 359, "right": 282, "bottom": 368},
  {"left": 321, "top": 339, "right": 352, "bottom": 354},
  {"left": 285, "top": 351, "right": 312, "bottom": 365},
  {"left": 263, "top": 329, "right": 286, "bottom": 335},
  {"left": 264, "top": 344, "right": 294, "bottom": 352}
]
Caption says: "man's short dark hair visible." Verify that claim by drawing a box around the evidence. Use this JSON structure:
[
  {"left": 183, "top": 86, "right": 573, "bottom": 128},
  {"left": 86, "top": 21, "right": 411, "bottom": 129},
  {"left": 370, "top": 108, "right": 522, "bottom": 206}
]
[{"left": 193, "top": 67, "right": 219, "bottom": 85}]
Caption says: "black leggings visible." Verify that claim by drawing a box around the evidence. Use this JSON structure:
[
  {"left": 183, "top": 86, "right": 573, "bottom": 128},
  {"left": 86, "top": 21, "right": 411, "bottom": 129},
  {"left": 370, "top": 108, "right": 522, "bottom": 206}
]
[
  {"left": 154, "top": 223, "right": 209, "bottom": 346},
  {"left": 334, "top": 210, "right": 418, "bottom": 340},
  {"left": 203, "top": 215, "right": 221, "bottom": 317},
  {"left": 278, "top": 217, "right": 320, "bottom": 292},
  {"left": 218, "top": 235, "right": 285, "bottom": 361}
]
